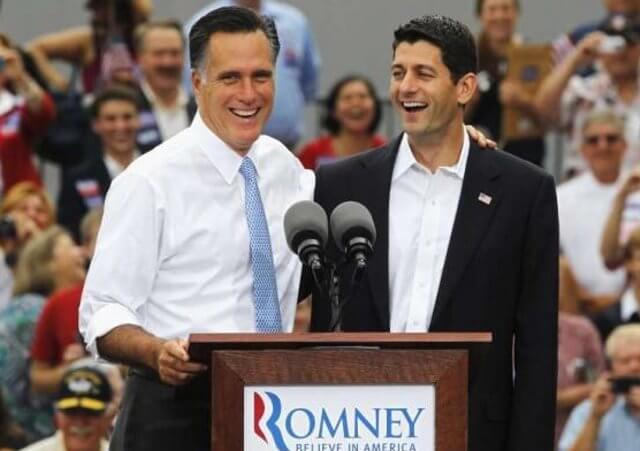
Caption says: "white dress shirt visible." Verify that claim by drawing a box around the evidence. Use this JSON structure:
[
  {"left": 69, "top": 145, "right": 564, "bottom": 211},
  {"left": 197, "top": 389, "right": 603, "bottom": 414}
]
[
  {"left": 557, "top": 171, "right": 626, "bottom": 296},
  {"left": 79, "top": 113, "right": 315, "bottom": 357},
  {"left": 619, "top": 287, "right": 639, "bottom": 321},
  {"left": 140, "top": 80, "right": 190, "bottom": 140},
  {"left": 388, "top": 131, "right": 469, "bottom": 332}
]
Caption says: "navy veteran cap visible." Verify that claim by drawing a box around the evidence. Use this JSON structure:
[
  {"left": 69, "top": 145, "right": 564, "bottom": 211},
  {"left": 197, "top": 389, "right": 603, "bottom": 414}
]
[{"left": 55, "top": 366, "right": 112, "bottom": 414}]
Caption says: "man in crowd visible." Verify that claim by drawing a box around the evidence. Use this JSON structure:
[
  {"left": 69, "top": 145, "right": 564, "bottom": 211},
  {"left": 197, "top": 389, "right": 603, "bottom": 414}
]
[
  {"left": 536, "top": 13, "right": 640, "bottom": 175},
  {"left": 307, "top": 14, "right": 558, "bottom": 451},
  {"left": 0, "top": 33, "right": 55, "bottom": 194},
  {"left": 21, "top": 366, "right": 112, "bottom": 451},
  {"left": 79, "top": 7, "right": 314, "bottom": 450},
  {"left": 184, "top": 0, "right": 321, "bottom": 149},
  {"left": 552, "top": 0, "right": 640, "bottom": 65},
  {"left": 135, "top": 20, "right": 197, "bottom": 152},
  {"left": 557, "top": 109, "right": 628, "bottom": 314},
  {"left": 57, "top": 86, "right": 140, "bottom": 240},
  {"left": 559, "top": 324, "right": 640, "bottom": 451}
]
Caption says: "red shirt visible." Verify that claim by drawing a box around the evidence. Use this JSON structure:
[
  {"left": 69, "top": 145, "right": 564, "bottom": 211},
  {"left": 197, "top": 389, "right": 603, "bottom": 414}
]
[
  {"left": 30, "top": 284, "right": 83, "bottom": 365},
  {"left": 0, "top": 92, "right": 55, "bottom": 194},
  {"left": 297, "top": 135, "right": 387, "bottom": 170}
]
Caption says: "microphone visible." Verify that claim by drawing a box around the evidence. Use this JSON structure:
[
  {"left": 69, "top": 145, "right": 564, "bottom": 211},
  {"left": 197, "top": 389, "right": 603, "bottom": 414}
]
[
  {"left": 329, "top": 201, "right": 376, "bottom": 268},
  {"left": 284, "top": 201, "right": 328, "bottom": 271}
]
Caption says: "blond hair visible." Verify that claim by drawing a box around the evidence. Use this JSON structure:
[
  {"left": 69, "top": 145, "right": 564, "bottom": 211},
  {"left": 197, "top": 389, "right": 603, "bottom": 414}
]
[
  {"left": 581, "top": 109, "right": 625, "bottom": 140},
  {"left": 80, "top": 208, "right": 103, "bottom": 245},
  {"left": 0, "top": 181, "right": 55, "bottom": 227},
  {"left": 605, "top": 324, "right": 640, "bottom": 360},
  {"left": 12, "top": 226, "right": 68, "bottom": 296}
]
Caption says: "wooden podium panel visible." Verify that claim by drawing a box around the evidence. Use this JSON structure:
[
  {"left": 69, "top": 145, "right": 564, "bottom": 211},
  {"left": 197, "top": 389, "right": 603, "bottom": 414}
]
[{"left": 189, "top": 332, "right": 491, "bottom": 451}]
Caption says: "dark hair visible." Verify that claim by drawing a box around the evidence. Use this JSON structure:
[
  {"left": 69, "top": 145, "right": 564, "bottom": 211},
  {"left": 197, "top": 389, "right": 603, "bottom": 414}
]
[
  {"left": 90, "top": 85, "right": 140, "bottom": 118},
  {"left": 475, "top": 0, "right": 520, "bottom": 16},
  {"left": 393, "top": 15, "right": 477, "bottom": 83},
  {"left": 189, "top": 6, "right": 280, "bottom": 71},
  {"left": 322, "top": 75, "right": 382, "bottom": 135},
  {"left": 135, "top": 19, "right": 185, "bottom": 52},
  {"left": 87, "top": 0, "right": 138, "bottom": 57}
]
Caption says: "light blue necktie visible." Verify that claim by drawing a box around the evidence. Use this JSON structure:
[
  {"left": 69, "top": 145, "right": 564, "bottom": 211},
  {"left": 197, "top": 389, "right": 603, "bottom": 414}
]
[{"left": 239, "top": 157, "right": 282, "bottom": 332}]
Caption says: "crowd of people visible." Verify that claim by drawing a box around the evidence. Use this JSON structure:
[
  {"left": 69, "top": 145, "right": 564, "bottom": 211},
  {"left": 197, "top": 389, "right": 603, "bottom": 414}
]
[{"left": 0, "top": 0, "right": 638, "bottom": 450}]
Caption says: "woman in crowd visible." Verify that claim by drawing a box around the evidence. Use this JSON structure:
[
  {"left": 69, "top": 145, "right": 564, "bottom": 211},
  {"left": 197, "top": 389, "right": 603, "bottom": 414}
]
[
  {"left": 26, "top": 0, "right": 152, "bottom": 93},
  {"left": 29, "top": 209, "right": 105, "bottom": 397},
  {"left": 0, "top": 34, "right": 55, "bottom": 195},
  {"left": 0, "top": 183, "right": 56, "bottom": 311},
  {"left": 465, "top": 0, "right": 545, "bottom": 166},
  {"left": 0, "top": 226, "right": 86, "bottom": 443},
  {"left": 298, "top": 74, "right": 385, "bottom": 170}
]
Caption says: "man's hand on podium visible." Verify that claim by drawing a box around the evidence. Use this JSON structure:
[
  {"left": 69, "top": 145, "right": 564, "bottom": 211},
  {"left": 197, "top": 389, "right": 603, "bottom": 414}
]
[{"left": 156, "top": 338, "right": 207, "bottom": 386}]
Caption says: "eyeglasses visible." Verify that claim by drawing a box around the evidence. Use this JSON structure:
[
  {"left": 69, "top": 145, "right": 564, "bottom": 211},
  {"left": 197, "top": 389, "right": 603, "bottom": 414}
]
[{"left": 584, "top": 133, "right": 622, "bottom": 146}]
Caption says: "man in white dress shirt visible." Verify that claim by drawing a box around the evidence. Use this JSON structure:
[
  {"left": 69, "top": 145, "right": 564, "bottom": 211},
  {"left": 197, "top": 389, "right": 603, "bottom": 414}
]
[
  {"left": 307, "top": 14, "right": 558, "bottom": 451},
  {"left": 78, "top": 7, "right": 313, "bottom": 450},
  {"left": 557, "top": 109, "right": 629, "bottom": 314}
]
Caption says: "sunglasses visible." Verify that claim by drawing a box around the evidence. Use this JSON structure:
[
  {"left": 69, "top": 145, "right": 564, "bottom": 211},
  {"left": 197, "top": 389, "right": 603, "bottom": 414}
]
[{"left": 584, "top": 133, "right": 622, "bottom": 146}]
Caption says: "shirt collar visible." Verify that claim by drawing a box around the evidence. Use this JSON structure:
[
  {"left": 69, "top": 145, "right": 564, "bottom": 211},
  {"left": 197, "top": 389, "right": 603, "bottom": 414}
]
[
  {"left": 620, "top": 287, "right": 640, "bottom": 321},
  {"left": 392, "top": 127, "right": 470, "bottom": 182},
  {"left": 103, "top": 149, "right": 141, "bottom": 179},
  {"left": 140, "top": 79, "right": 188, "bottom": 110},
  {"left": 190, "top": 111, "right": 265, "bottom": 185}
]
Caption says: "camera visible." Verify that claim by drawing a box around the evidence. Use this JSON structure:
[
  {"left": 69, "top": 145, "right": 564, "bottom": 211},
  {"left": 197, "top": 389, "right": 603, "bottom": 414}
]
[
  {"left": 610, "top": 376, "right": 640, "bottom": 394},
  {"left": 0, "top": 216, "right": 17, "bottom": 240},
  {"left": 598, "top": 35, "right": 627, "bottom": 54}
]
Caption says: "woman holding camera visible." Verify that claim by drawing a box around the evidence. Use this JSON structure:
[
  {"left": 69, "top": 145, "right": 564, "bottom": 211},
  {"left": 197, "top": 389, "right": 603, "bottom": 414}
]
[
  {"left": 0, "top": 183, "right": 55, "bottom": 311},
  {"left": 0, "top": 34, "right": 55, "bottom": 196}
]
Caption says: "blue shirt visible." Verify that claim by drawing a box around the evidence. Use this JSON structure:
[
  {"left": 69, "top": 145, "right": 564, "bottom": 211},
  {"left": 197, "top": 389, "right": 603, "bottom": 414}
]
[
  {"left": 558, "top": 398, "right": 640, "bottom": 451},
  {"left": 184, "top": 0, "right": 321, "bottom": 146}
]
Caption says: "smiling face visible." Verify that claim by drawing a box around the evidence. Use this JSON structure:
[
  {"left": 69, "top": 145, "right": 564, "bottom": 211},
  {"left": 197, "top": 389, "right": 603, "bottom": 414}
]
[
  {"left": 390, "top": 40, "right": 475, "bottom": 143},
  {"left": 333, "top": 80, "right": 377, "bottom": 135},
  {"left": 192, "top": 30, "right": 274, "bottom": 154},
  {"left": 138, "top": 26, "right": 184, "bottom": 95},
  {"left": 92, "top": 99, "right": 140, "bottom": 157},
  {"left": 57, "top": 411, "right": 110, "bottom": 451},
  {"left": 580, "top": 121, "right": 626, "bottom": 182},
  {"left": 479, "top": 0, "right": 518, "bottom": 43}
]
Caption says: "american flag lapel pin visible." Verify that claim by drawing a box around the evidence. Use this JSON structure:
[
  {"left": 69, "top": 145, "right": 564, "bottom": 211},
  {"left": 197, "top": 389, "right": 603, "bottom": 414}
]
[{"left": 478, "top": 192, "right": 492, "bottom": 205}]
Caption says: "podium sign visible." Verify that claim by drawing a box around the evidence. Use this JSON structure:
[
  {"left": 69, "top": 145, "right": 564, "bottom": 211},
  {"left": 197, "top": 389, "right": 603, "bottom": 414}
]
[
  {"left": 244, "top": 385, "right": 436, "bottom": 451},
  {"left": 189, "top": 332, "right": 492, "bottom": 451}
]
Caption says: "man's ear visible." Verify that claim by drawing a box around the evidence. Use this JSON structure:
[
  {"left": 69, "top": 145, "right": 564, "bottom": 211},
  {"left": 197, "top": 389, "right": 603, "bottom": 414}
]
[
  {"left": 191, "top": 69, "right": 203, "bottom": 98},
  {"left": 456, "top": 73, "right": 477, "bottom": 106}
]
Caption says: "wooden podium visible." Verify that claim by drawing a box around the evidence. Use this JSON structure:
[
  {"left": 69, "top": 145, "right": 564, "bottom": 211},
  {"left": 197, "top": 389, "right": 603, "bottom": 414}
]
[{"left": 189, "top": 332, "right": 491, "bottom": 451}]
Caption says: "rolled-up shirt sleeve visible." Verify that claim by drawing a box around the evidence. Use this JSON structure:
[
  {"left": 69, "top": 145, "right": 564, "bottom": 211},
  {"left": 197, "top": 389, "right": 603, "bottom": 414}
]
[{"left": 79, "top": 170, "right": 165, "bottom": 359}]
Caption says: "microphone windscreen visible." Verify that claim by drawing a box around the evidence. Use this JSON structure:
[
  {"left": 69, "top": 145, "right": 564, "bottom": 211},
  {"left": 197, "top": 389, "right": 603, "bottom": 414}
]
[
  {"left": 283, "top": 201, "right": 329, "bottom": 252},
  {"left": 329, "top": 201, "right": 376, "bottom": 249}
]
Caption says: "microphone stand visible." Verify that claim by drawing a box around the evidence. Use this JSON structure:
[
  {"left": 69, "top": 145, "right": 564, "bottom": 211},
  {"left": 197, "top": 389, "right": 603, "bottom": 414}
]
[{"left": 328, "top": 265, "right": 342, "bottom": 332}]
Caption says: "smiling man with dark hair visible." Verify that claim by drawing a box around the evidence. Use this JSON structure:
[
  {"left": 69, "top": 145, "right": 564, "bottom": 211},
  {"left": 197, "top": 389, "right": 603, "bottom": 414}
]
[
  {"left": 306, "top": 14, "right": 559, "bottom": 451},
  {"left": 79, "top": 6, "right": 313, "bottom": 450}
]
